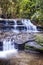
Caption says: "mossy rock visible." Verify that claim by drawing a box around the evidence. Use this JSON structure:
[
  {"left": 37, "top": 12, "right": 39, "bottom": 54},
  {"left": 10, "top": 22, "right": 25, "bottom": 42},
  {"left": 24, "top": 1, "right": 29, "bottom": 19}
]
[{"left": 35, "top": 34, "right": 43, "bottom": 46}]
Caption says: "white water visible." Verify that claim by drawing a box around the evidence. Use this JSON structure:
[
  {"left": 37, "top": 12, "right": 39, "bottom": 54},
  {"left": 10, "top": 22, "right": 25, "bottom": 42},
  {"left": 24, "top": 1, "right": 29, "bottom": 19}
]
[
  {"left": 22, "top": 19, "right": 37, "bottom": 32},
  {"left": 0, "top": 19, "right": 37, "bottom": 52},
  {"left": 2, "top": 19, "right": 37, "bottom": 51},
  {"left": 3, "top": 39, "right": 14, "bottom": 51},
  {"left": 12, "top": 19, "right": 37, "bottom": 33},
  {"left": 0, "top": 49, "right": 17, "bottom": 58},
  {"left": 0, "top": 19, "right": 38, "bottom": 58},
  {"left": 0, "top": 39, "right": 17, "bottom": 58}
]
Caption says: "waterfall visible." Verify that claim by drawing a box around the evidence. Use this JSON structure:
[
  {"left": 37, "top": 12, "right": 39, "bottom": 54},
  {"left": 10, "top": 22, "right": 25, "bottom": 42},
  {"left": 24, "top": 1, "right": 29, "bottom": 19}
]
[
  {"left": 3, "top": 19, "right": 37, "bottom": 51},
  {"left": 3, "top": 38, "right": 16, "bottom": 51},
  {"left": 0, "top": 19, "right": 38, "bottom": 54},
  {"left": 22, "top": 19, "right": 37, "bottom": 32},
  {"left": 0, "top": 19, "right": 38, "bottom": 58},
  {"left": 12, "top": 19, "right": 19, "bottom": 33}
]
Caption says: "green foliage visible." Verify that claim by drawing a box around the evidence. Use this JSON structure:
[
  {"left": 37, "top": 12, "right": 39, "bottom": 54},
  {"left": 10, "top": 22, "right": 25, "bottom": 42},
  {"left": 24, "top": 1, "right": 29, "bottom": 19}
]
[
  {"left": 31, "top": 0, "right": 43, "bottom": 25},
  {"left": 35, "top": 35, "right": 43, "bottom": 46},
  {"left": 0, "top": 0, "right": 43, "bottom": 25},
  {"left": 0, "top": 0, "right": 36, "bottom": 18},
  {"left": 19, "top": 0, "right": 36, "bottom": 18}
]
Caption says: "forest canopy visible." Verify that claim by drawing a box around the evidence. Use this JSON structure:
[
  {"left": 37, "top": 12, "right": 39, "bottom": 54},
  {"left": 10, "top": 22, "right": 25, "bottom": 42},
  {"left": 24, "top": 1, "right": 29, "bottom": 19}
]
[{"left": 0, "top": 0, "right": 43, "bottom": 25}]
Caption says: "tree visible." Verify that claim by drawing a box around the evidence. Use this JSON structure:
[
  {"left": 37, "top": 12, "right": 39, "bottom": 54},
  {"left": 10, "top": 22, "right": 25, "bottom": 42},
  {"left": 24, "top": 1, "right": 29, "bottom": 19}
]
[
  {"left": 19, "top": 0, "right": 36, "bottom": 19},
  {"left": 31, "top": 0, "right": 43, "bottom": 26},
  {"left": 0, "top": 0, "right": 43, "bottom": 24},
  {"left": 0, "top": 0, "right": 17, "bottom": 18}
]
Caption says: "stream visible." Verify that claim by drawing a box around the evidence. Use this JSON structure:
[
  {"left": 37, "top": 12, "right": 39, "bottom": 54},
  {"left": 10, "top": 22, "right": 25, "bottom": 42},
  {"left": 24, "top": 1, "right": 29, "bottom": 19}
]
[{"left": 0, "top": 19, "right": 43, "bottom": 65}]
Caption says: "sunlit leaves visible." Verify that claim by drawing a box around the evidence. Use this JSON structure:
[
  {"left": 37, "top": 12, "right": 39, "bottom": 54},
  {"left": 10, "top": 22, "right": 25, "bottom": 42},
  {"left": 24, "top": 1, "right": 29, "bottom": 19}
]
[{"left": 0, "top": 0, "right": 43, "bottom": 24}]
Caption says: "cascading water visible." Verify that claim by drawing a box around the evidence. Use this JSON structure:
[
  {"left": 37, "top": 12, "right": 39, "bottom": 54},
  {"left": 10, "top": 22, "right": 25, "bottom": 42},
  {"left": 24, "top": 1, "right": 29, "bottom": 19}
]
[
  {"left": 0, "top": 19, "right": 38, "bottom": 58},
  {"left": 0, "top": 38, "right": 17, "bottom": 58},
  {"left": 22, "top": 19, "right": 37, "bottom": 32},
  {"left": 12, "top": 19, "right": 20, "bottom": 33},
  {"left": 11, "top": 19, "right": 37, "bottom": 33},
  {"left": 3, "top": 39, "right": 14, "bottom": 51},
  {"left": 1, "top": 19, "right": 37, "bottom": 51}
]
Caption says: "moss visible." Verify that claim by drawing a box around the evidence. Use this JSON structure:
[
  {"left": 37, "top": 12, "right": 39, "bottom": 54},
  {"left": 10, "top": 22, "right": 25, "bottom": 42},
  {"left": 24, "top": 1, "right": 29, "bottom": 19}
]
[
  {"left": 35, "top": 34, "right": 43, "bottom": 46},
  {"left": 25, "top": 45, "right": 37, "bottom": 50}
]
